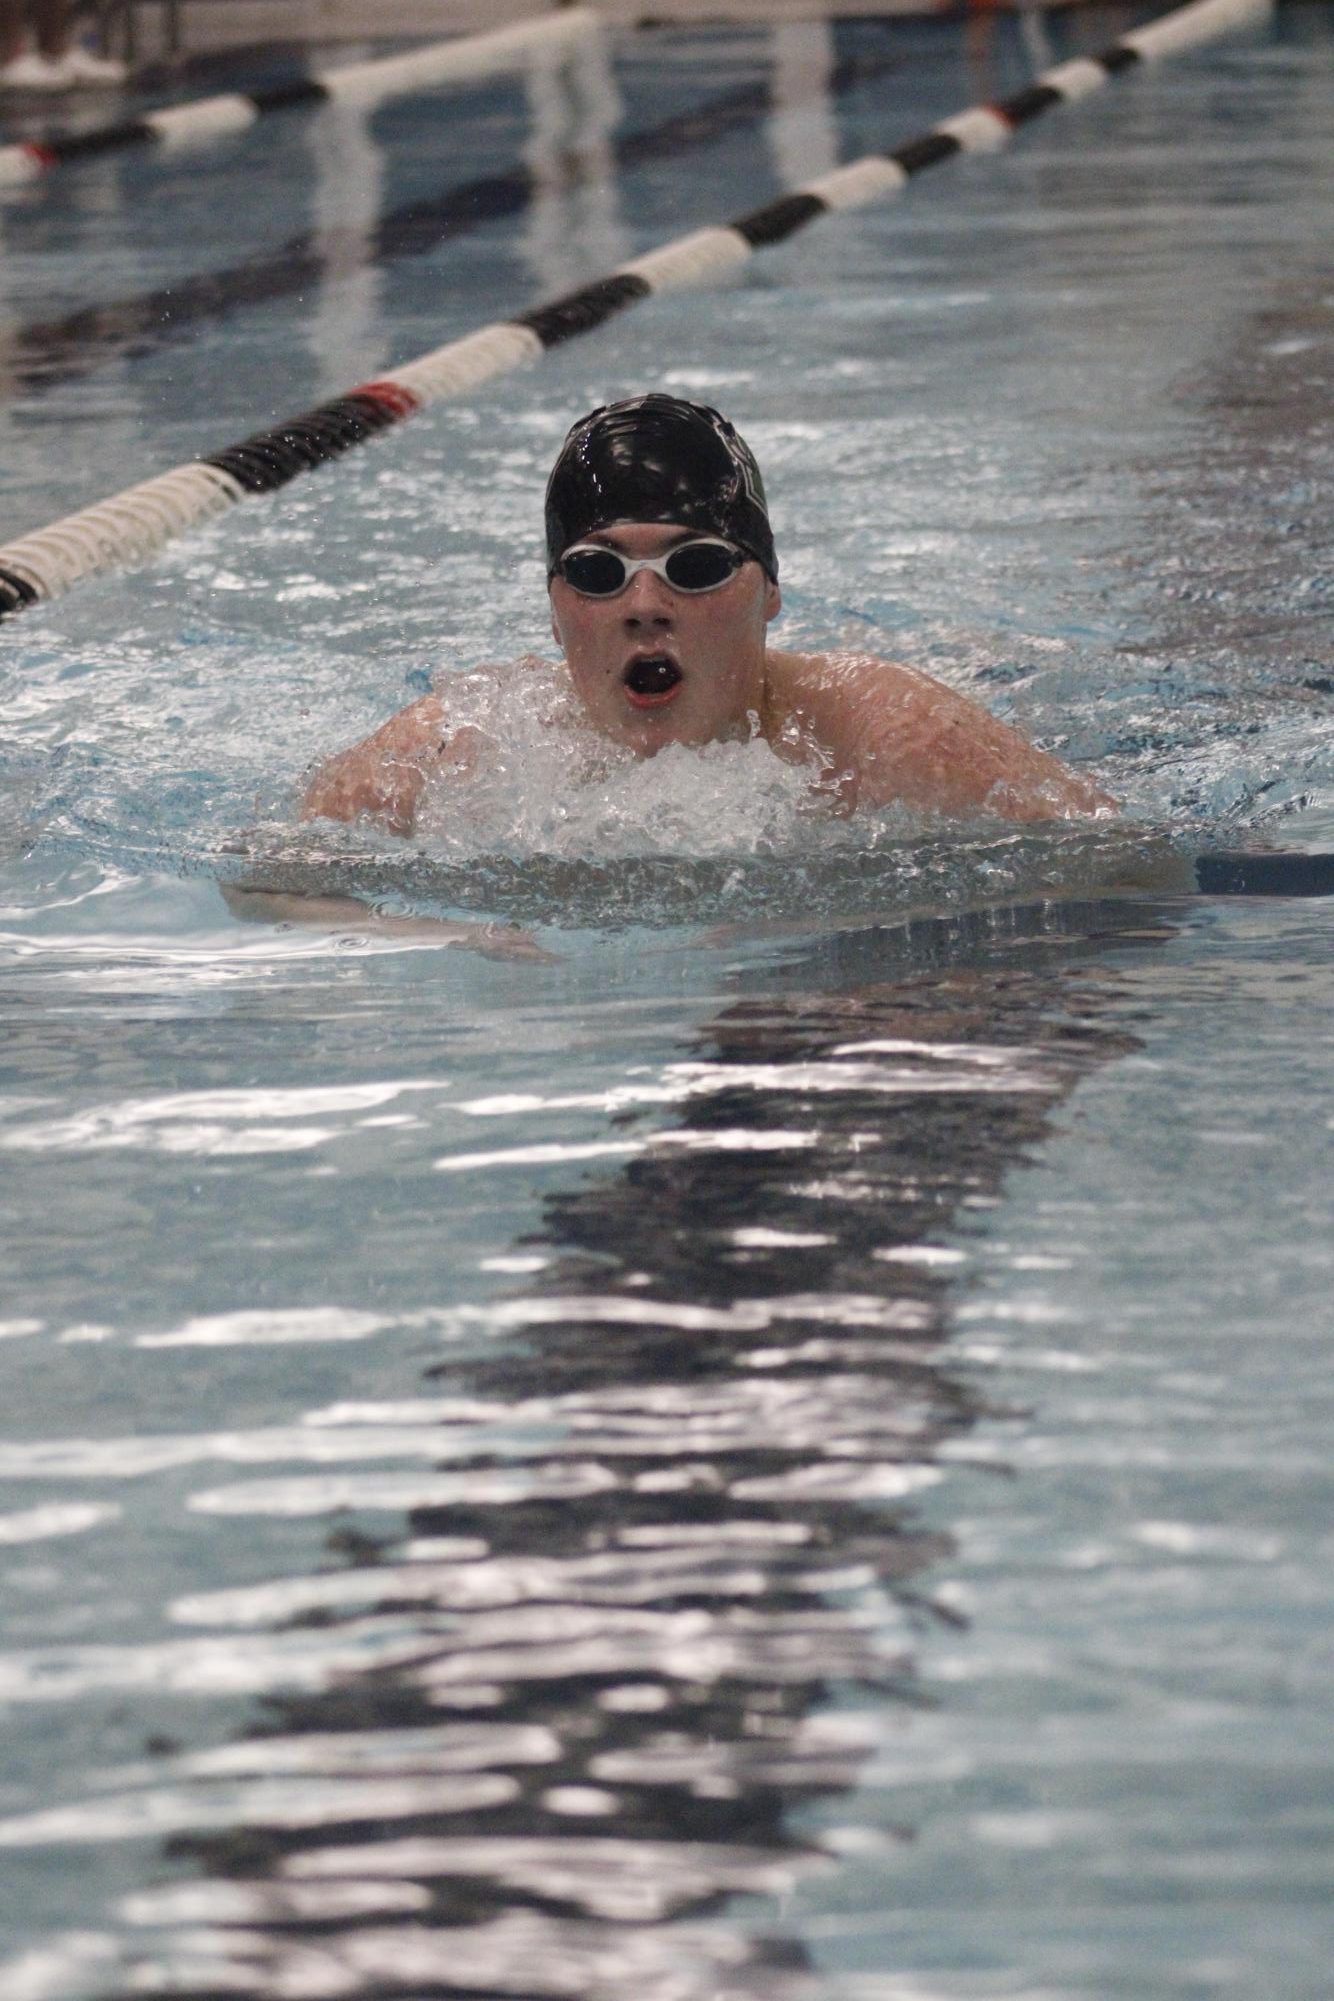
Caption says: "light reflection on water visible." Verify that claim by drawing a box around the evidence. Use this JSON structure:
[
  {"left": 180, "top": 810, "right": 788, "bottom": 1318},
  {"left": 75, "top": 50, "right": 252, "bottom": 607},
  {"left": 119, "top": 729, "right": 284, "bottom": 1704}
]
[
  {"left": 1, "top": 8, "right": 1332, "bottom": 1997},
  {"left": 2, "top": 878, "right": 1329, "bottom": 1995},
  {"left": 0, "top": 892, "right": 1161, "bottom": 1999}
]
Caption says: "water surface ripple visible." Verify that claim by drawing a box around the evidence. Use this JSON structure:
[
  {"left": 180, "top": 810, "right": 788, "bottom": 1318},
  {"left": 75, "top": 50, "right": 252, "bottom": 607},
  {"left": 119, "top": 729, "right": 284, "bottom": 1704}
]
[{"left": 0, "top": 900, "right": 1156, "bottom": 2000}]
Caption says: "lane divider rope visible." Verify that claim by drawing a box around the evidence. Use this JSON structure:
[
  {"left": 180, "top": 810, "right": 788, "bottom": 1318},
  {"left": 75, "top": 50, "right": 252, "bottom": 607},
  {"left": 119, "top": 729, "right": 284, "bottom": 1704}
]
[
  {"left": 0, "top": 7, "right": 594, "bottom": 189},
  {"left": 0, "top": 0, "right": 1272, "bottom": 623},
  {"left": 4, "top": 43, "right": 915, "bottom": 401}
]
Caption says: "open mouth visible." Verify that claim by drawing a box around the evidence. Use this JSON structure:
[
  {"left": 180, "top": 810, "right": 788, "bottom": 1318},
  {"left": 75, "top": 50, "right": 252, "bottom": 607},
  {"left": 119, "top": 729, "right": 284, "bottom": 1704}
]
[{"left": 622, "top": 655, "right": 684, "bottom": 707}]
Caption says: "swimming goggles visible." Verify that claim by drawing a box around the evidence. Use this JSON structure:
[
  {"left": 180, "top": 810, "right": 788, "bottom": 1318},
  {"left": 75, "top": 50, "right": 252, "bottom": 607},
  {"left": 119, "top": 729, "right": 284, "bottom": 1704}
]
[{"left": 554, "top": 538, "right": 746, "bottom": 598}]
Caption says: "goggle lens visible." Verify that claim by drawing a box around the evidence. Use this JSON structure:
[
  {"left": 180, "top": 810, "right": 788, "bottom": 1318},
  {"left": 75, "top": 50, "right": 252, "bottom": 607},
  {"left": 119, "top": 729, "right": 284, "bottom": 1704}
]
[
  {"left": 663, "top": 542, "right": 742, "bottom": 591},
  {"left": 557, "top": 540, "right": 744, "bottom": 597},
  {"left": 559, "top": 548, "right": 630, "bottom": 596}
]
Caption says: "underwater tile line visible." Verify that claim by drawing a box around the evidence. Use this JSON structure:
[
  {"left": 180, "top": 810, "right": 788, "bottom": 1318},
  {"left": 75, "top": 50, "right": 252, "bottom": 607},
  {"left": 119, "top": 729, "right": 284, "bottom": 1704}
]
[{"left": 0, "top": 0, "right": 1273, "bottom": 624}]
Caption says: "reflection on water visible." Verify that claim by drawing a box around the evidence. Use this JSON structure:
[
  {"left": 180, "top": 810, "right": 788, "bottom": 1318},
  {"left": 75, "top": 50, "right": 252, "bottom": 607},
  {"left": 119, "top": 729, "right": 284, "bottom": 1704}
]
[
  {"left": 1, "top": 6, "right": 1329, "bottom": 1990},
  {"left": 26, "top": 898, "right": 1157, "bottom": 2001},
  {"left": 0, "top": 28, "right": 912, "bottom": 404},
  {"left": 212, "top": 812, "right": 1196, "bottom": 934}
]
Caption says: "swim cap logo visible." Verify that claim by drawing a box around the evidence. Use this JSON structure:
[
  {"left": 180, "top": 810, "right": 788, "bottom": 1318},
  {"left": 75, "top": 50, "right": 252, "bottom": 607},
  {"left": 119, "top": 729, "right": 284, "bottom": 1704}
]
[{"left": 731, "top": 434, "right": 767, "bottom": 518}]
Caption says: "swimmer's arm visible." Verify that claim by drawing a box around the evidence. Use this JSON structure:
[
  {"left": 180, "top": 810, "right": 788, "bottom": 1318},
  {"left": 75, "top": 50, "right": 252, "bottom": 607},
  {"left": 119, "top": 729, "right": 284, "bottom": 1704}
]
[
  {"left": 768, "top": 650, "right": 1115, "bottom": 821},
  {"left": 221, "top": 884, "right": 555, "bottom": 963},
  {"left": 301, "top": 694, "right": 477, "bottom": 836}
]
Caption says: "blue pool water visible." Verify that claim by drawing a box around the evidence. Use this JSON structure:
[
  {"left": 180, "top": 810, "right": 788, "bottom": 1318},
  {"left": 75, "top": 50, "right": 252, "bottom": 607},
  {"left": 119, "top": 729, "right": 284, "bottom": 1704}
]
[{"left": 0, "top": 6, "right": 1331, "bottom": 1997}]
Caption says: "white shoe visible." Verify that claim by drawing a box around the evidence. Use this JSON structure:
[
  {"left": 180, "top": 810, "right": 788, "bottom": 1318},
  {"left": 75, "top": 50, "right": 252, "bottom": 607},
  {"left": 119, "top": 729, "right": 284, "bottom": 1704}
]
[
  {"left": 58, "top": 44, "right": 129, "bottom": 88},
  {"left": 0, "top": 48, "right": 75, "bottom": 91}
]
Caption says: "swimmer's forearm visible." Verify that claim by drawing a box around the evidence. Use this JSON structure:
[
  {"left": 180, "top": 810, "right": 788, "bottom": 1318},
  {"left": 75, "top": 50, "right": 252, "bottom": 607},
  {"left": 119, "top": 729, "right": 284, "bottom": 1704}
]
[{"left": 221, "top": 885, "right": 554, "bottom": 961}]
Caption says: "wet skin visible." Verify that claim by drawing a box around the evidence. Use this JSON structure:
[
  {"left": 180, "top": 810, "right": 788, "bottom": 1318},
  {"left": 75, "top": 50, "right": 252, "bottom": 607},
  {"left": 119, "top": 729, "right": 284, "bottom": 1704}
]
[
  {"left": 547, "top": 521, "right": 781, "bottom": 755},
  {"left": 300, "top": 523, "right": 1115, "bottom": 833}
]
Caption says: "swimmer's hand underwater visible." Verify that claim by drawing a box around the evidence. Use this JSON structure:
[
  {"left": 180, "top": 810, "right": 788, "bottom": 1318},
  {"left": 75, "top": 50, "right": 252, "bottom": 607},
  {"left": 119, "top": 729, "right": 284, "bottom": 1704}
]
[
  {"left": 222, "top": 884, "right": 555, "bottom": 963},
  {"left": 301, "top": 394, "right": 1115, "bottom": 837}
]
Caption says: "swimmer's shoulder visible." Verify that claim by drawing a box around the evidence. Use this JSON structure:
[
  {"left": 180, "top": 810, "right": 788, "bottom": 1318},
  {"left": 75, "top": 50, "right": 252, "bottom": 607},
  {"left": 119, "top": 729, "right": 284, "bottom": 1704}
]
[
  {"left": 760, "top": 646, "right": 819, "bottom": 733},
  {"left": 761, "top": 647, "right": 1115, "bottom": 820},
  {"left": 762, "top": 646, "right": 928, "bottom": 736}
]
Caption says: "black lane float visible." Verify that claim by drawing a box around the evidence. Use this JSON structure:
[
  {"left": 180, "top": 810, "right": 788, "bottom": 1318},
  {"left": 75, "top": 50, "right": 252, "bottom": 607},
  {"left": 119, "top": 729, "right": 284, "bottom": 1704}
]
[{"left": 0, "top": 0, "right": 1273, "bottom": 624}]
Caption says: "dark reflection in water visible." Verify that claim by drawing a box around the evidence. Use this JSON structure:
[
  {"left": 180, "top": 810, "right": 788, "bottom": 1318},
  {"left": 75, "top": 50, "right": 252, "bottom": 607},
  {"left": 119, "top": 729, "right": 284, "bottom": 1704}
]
[
  {"left": 110, "top": 896, "right": 1167, "bottom": 2001},
  {"left": 1, "top": 39, "right": 911, "bottom": 402}
]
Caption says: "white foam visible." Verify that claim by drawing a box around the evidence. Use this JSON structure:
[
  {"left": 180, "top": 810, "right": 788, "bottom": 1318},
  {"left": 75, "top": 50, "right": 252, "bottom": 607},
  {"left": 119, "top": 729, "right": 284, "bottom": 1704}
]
[{"left": 414, "top": 657, "right": 834, "bottom": 861}]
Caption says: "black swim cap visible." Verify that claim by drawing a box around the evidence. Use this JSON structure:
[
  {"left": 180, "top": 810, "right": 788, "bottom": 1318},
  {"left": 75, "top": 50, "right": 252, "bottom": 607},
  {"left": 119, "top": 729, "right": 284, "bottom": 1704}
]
[{"left": 545, "top": 394, "right": 777, "bottom": 582}]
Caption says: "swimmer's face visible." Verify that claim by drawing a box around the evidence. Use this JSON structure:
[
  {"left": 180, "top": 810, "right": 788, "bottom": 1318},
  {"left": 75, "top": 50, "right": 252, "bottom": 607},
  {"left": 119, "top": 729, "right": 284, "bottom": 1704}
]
[{"left": 549, "top": 522, "right": 781, "bottom": 755}]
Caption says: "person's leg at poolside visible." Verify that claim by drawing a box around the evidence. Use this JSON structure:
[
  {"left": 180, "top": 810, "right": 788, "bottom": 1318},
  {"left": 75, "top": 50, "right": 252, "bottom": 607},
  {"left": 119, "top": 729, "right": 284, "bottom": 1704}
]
[
  {"left": 0, "top": 0, "right": 69, "bottom": 82},
  {"left": 0, "top": 0, "right": 30, "bottom": 66},
  {"left": 31, "top": 0, "right": 70, "bottom": 60},
  {"left": 1, "top": 0, "right": 126, "bottom": 85}
]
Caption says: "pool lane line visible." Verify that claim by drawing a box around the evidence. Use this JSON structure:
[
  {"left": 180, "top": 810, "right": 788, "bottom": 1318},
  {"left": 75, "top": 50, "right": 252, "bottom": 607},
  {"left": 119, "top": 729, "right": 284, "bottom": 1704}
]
[
  {"left": 0, "top": 0, "right": 1273, "bottom": 624},
  {"left": 2, "top": 43, "right": 912, "bottom": 402},
  {"left": 0, "top": 9, "right": 596, "bottom": 191},
  {"left": 1194, "top": 851, "right": 1334, "bottom": 897}
]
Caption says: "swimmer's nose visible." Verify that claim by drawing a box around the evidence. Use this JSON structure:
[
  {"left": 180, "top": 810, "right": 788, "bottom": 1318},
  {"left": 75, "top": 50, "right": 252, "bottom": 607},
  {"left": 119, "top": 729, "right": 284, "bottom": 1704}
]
[{"left": 621, "top": 567, "right": 675, "bottom": 626}]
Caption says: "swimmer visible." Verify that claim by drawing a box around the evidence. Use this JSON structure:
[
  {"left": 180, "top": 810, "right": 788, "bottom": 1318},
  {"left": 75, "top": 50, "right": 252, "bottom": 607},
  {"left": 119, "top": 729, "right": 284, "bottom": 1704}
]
[{"left": 302, "top": 394, "right": 1115, "bottom": 835}]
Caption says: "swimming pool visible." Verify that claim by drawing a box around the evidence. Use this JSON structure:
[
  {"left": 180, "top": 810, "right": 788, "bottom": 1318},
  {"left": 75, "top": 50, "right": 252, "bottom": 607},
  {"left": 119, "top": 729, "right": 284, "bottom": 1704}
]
[{"left": 0, "top": 5, "right": 1331, "bottom": 1996}]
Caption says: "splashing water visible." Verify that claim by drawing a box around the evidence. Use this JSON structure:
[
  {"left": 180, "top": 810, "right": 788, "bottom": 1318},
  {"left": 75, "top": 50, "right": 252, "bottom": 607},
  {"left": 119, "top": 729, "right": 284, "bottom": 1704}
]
[
  {"left": 412, "top": 656, "right": 839, "bottom": 862},
  {"left": 207, "top": 647, "right": 1192, "bottom": 938}
]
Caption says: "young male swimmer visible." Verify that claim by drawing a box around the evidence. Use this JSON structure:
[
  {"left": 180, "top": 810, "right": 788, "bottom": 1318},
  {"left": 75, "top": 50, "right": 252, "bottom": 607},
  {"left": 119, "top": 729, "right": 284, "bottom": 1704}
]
[{"left": 303, "top": 394, "right": 1114, "bottom": 834}]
